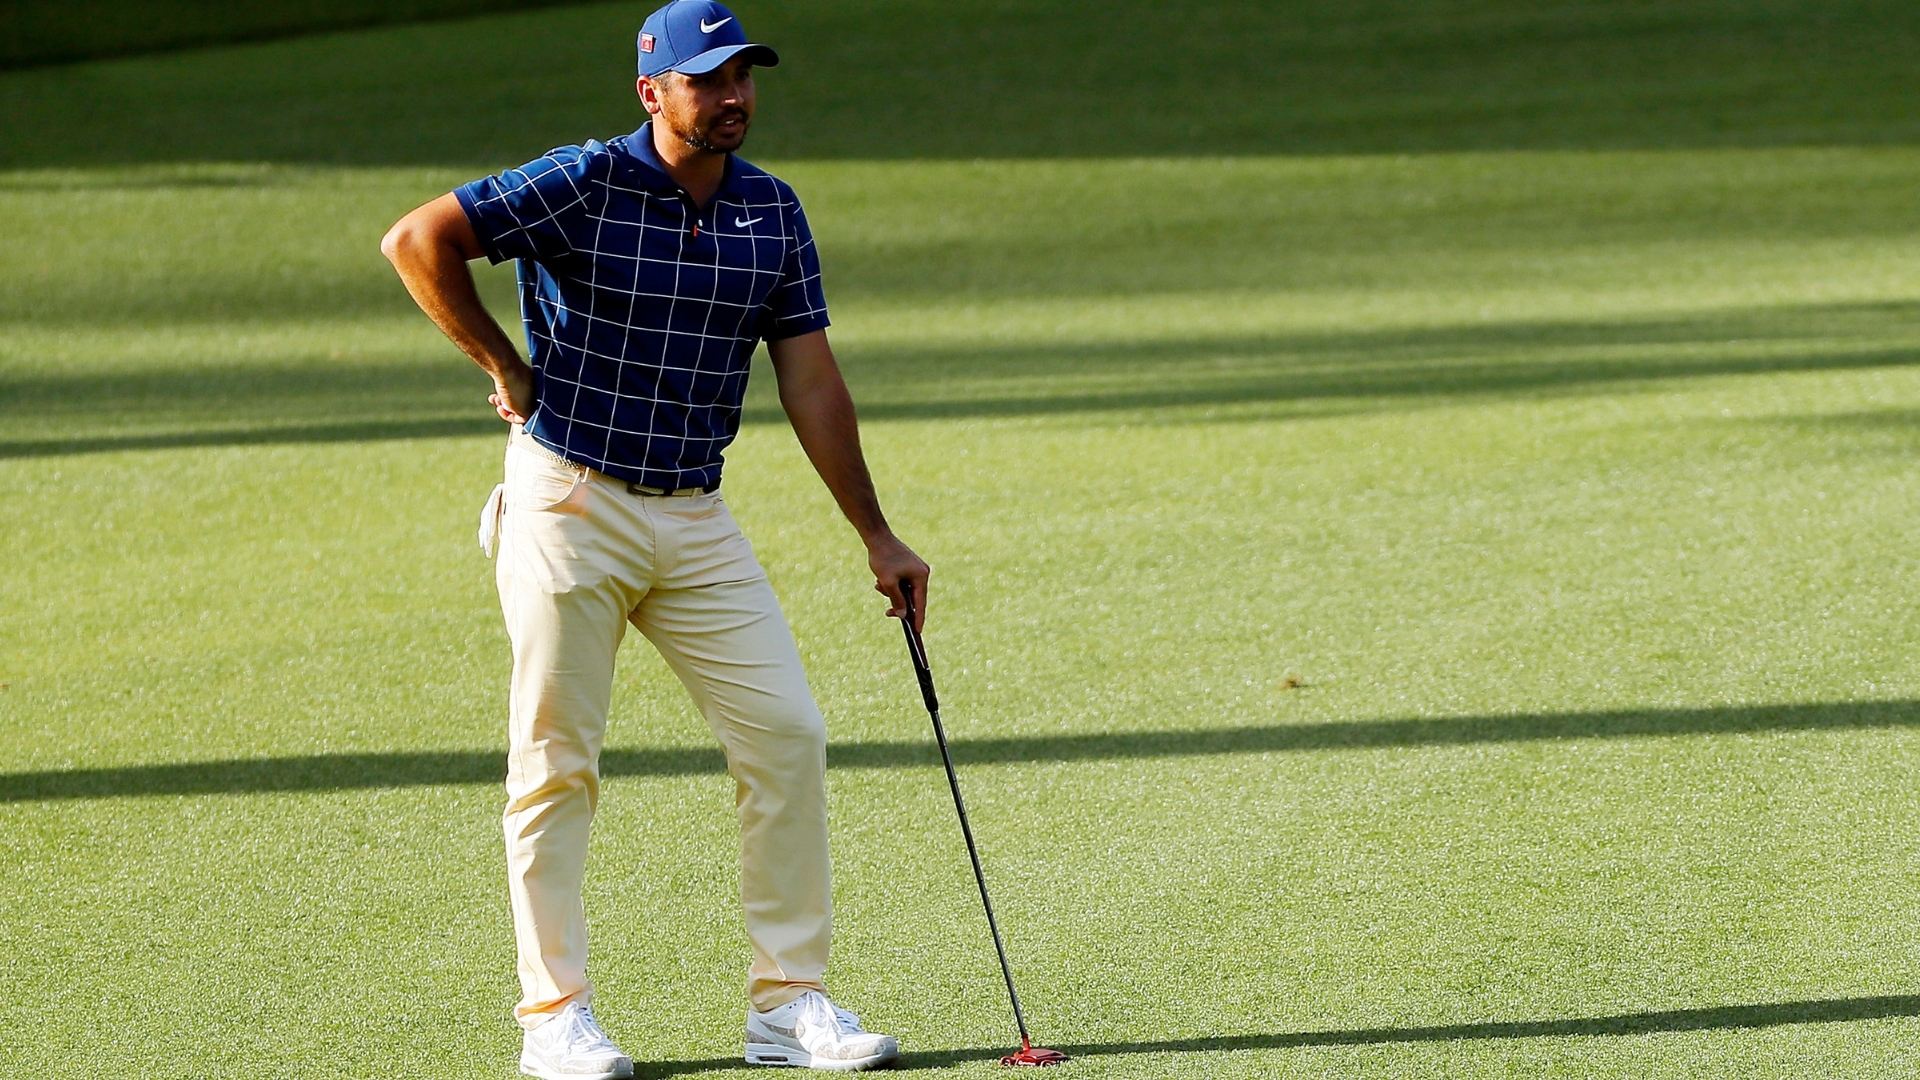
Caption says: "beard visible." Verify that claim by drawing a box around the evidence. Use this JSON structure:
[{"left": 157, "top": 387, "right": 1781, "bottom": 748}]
[{"left": 680, "top": 110, "right": 750, "bottom": 154}]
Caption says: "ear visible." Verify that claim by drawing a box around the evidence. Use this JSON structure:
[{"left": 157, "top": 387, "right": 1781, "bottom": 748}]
[{"left": 637, "top": 76, "right": 664, "bottom": 116}]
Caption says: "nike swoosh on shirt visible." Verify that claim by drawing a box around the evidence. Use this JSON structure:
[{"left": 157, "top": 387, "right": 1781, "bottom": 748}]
[
  {"left": 734, "top": 215, "right": 763, "bottom": 227},
  {"left": 701, "top": 16, "right": 733, "bottom": 32}
]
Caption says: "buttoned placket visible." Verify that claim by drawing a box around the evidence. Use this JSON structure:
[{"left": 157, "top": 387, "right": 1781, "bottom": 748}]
[
  {"left": 680, "top": 188, "right": 702, "bottom": 238},
  {"left": 675, "top": 188, "right": 716, "bottom": 255},
  {"left": 627, "top": 122, "right": 735, "bottom": 246}
]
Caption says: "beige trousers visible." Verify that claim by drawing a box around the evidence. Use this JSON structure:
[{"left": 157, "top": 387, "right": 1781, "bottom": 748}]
[{"left": 491, "top": 437, "right": 831, "bottom": 1028}]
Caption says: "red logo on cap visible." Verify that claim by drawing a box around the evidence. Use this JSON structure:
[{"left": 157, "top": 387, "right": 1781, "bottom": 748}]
[{"left": 640, "top": 33, "right": 655, "bottom": 52}]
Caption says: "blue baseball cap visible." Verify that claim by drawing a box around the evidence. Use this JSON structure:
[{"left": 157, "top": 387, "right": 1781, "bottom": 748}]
[{"left": 637, "top": 1, "right": 778, "bottom": 78}]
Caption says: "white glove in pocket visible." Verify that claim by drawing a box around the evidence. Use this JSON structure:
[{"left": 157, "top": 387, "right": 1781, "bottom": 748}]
[{"left": 478, "top": 482, "right": 507, "bottom": 558}]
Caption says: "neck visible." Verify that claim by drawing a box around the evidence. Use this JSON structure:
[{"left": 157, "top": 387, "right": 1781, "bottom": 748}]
[{"left": 650, "top": 122, "right": 727, "bottom": 207}]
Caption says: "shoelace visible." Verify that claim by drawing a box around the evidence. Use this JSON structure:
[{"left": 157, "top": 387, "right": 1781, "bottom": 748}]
[
  {"left": 793, "top": 992, "right": 865, "bottom": 1035},
  {"left": 562, "top": 1005, "right": 614, "bottom": 1054}
]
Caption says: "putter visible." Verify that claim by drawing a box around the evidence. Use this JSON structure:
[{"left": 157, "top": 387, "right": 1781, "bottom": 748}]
[{"left": 896, "top": 580, "right": 1067, "bottom": 1068}]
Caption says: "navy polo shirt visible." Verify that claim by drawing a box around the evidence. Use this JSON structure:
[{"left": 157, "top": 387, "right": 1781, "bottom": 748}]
[{"left": 452, "top": 122, "right": 830, "bottom": 489}]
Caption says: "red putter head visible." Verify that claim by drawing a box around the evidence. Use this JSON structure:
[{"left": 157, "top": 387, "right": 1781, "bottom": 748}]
[{"left": 1001, "top": 1039, "right": 1068, "bottom": 1067}]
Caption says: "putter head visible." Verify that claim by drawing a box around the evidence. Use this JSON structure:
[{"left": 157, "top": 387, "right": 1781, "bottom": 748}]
[{"left": 1001, "top": 1044, "right": 1069, "bottom": 1067}]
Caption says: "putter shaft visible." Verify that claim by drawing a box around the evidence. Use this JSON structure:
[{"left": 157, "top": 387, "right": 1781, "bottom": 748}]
[{"left": 898, "top": 581, "right": 1035, "bottom": 1047}]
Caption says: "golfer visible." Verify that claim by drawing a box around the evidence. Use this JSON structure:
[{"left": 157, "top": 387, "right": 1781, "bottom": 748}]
[{"left": 380, "top": 2, "right": 926, "bottom": 1074}]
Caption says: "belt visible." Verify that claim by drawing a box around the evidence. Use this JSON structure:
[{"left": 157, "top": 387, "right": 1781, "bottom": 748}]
[
  {"left": 627, "top": 482, "right": 712, "bottom": 497},
  {"left": 511, "top": 432, "right": 714, "bottom": 497}
]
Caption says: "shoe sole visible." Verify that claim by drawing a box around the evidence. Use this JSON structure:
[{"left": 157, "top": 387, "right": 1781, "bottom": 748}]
[
  {"left": 745, "top": 1040, "right": 898, "bottom": 1071},
  {"left": 519, "top": 1053, "right": 635, "bottom": 1080}
]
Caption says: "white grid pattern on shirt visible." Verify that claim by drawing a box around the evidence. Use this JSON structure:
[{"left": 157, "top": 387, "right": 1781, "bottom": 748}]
[{"left": 457, "top": 137, "right": 829, "bottom": 487}]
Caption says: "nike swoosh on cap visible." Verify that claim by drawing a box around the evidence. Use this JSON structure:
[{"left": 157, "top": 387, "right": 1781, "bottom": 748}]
[{"left": 700, "top": 16, "right": 733, "bottom": 33}]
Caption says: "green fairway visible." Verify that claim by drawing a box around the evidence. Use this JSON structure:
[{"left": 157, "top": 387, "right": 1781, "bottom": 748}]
[
  {"left": 6, "top": 0, "right": 1920, "bottom": 165},
  {"left": 6, "top": 2, "right": 1920, "bottom": 1078},
  {"left": 0, "top": 0, "right": 580, "bottom": 70}
]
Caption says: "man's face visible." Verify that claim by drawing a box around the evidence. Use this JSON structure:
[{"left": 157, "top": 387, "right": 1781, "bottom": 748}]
[{"left": 641, "top": 57, "right": 756, "bottom": 154}]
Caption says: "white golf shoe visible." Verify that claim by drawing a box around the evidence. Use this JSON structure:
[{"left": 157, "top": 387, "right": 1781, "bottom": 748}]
[
  {"left": 520, "top": 1000, "right": 635, "bottom": 1080},
  {"left": 745, "top": 991, "right": 900, "bottom": 1071}
]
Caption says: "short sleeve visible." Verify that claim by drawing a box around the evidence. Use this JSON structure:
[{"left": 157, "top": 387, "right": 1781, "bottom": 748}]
[
  {"left": 452, "top": 144, "right": 605, "bottom": 266},
  {"left": 760, "top": 193, "right": 831, "bottom": 341}
]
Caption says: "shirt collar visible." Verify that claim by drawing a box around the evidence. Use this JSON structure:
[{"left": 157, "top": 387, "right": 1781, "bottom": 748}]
[{"left": 622, "top": 121, "right": 742, "bottom": 200}]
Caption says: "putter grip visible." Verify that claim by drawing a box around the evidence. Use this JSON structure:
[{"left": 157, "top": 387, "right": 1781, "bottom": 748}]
[{"left": 900, "top": 581, "right": 939, "bottom": 714}]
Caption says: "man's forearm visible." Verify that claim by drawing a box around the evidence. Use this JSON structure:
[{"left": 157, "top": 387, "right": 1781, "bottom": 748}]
[
  {"left": 768, "top": 328, "right": 929, "bottom": 626},
  {"left": 778, "top": 374, "right": 891, "bottom": 542},
  {"left": 385, "top": 240, "right": 524, "bottom": 380},
  {"left": 380, "top": 194, "right": 526, "bottom": 382},
  {"left": 383, "top": 194, "right": 538, "bottom": 425}
]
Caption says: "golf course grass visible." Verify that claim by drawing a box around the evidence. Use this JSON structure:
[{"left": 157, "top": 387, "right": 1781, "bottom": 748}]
[
  {"left": 5, "top": 1, "right": 1920, "bottom": 1076},
  {"left": 0, "top": 0, "right": 582, "bottom": 70}
]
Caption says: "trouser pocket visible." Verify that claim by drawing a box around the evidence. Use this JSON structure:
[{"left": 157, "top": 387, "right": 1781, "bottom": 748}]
[{"left": 506, "top": 442, "right": 589, "bottom": 513}]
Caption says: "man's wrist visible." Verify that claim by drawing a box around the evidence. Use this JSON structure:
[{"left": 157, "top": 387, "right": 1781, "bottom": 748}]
[{"left": 488, "top": 357, "right": 532, "bottom": 384}]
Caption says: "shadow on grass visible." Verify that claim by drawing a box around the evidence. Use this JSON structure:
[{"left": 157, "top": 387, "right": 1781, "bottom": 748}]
[
  {"left": 1045, "top": 993, "right": 1920, "bottom": 1054},
  {"left": 625, "top": 993, "right": 1920, "bottom": 1074},
  {"left": 5, "top": 301, "right": 1919, "bottom": 459},
  {"left": 1759, "top": 409, "right": 1920, "bottom": 444},
  {"left": 4, "top": 699, "right": 1914, "bottom": 803},
  {"left": 4, "top": 0, "right": 1920, "bottom": 166},
  {"left": 819, "top": 341, "right": 1920, "bottom": 425},
  {"left": 0, "top": 416, "right": 503, "bottom": 458}
]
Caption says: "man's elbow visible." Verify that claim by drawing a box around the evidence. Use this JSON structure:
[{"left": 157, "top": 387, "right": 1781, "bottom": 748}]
[
  {"left": 379, "top": 217, "right": 419, "bottom": 269},
  {"left": 385, "top": 194, "right": 482, "bottom": 270}
]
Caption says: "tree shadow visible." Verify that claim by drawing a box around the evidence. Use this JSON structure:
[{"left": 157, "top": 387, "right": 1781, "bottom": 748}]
[
  {"left": 4, "top": 699, "right": 1914, "bottom": 803},
  {"left": 0, "top": 357, "right": 497, "bottom": 459},
  {"left": 6, "top": 300, "right": 1919, "bottom": 459},
  {"left": 0, "top": 416, "right": 504, "bottom": 458},
  {"left": 1048, "top": 993, "right": 1920, "bottom": 1054},
  {"left": 1757, "top": 409, "right": 1920, "bottom": 442},
  {"left": 622, "top": 993, "right": 1920, "bottom": 1074},
  {"left": 3, "top": 0, "right": 1919, "bottom": 166},
  {"left": 1, "top": 0, "right": 582, "bottom": 70},
  {"left": 824, "top": 339, "right": 1920, "bottom": 425}
]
